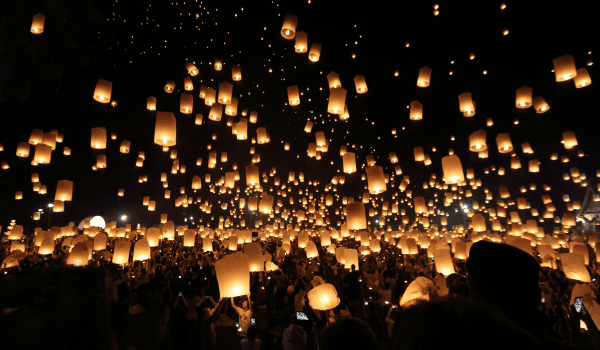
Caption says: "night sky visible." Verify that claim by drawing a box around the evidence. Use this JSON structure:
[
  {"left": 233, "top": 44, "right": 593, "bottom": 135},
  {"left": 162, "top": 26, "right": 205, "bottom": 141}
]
[{"left": 0, "top": 0, "right": 597, "bottom": 235}]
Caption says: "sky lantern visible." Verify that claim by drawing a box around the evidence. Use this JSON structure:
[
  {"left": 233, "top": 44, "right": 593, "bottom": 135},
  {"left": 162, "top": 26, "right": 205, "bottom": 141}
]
[
  {"left": 96, "top": 154, "right": 106, "bottom": 168},
  {"left": 154, "top": 112, "right": 176, "bottom": 146},
  {"left": 532, "top": 97, "right": 549, "bottom": 113},
  {"left": 327, "top": 87, "right": 346, "bottom": 114},
  {"left": 246, "top": 164, "right": 259, "bottom": 187},
  {"left": 305, "top": 120, "right": 313, "bottom": 133},
  {"left": 469, "top": 129, "right": 486, "bottom": 151},
  {"left": 30, "top": 13, "right": 45, "bottom": 33},
  {"left": 33, "top": 144, "right": 52, "bottom": 164},
  {"left": 528, "top": 159, "right": 540, "bottom": 173},
  {"left": 214, "top": 58, "right": 222, "bottom": 71},
  {"left": 29, "top": 129, "right": 43, "bottom": 145},
  {"left": 306, "top": 241, "right": 318, "bottom": 258},
  {"left": 287, "top": 85, "right": 300, "bottom": 105},
  {"left": 417, "top": 66, "right": 432, "bottom": 87},
  {"left": 164, "top": 80, "right": 175, "bottom": 93},
  {"left": 366, "top": 165, "right": 386, "bottom": 194},
  {"left": 180, "top": 93, "right": 193, "bottom": 114},
  {"left": 55, "top": 180, "right": 73, "bottom": 201},
  {"left": 471, "top": 214, "right": 486, "bottom": 232},
  {"left": 67, "top": 242, "right": 90, "bottom": 266},
  {"left": 93, "top": 79, "right": 112, "bottom": 103},
  {"left": 259, "top": 194, "right": 274, "bottom": 214},
  {"left": 553, "top": 54, "right": 577, "bottom": 81},
  {"left": 183, "top": 229, "right": 196, "bottom": 247},
  {"left": 308, "top": 283, "right": 340, "bottom": 310},
  {"left": 562, "top": 131, "right": 578, "bottom": 149},
  {"left": 90, "top": 127, "right": 107, "bottom": 149},
  {"left": 133, "top": 238, "right": 150, "bottom": 261},
  {"left": 42, "top": 132, "right": 56, "bottom": 150},
  {"left": 232, "top": 65, "right": 242, "bottom": 81},
  {"left": 327, "top": 71, "right": 341, "bottom": 89},
  {"left": 344, "top": 249, "right": 359, "bottom": 269},
  {"left": 249, "top": 111, "right": 258, "bottom": 123},
  {"left": 399, "top": 277, "right": 436, "bottom": 308},
  {"left": 209, "top": 103, "right": 223, "bottom": 121},
  {"left": 309, "top": 43, "right": 321, "bottom": 62},
  {"left": 183, "top": 77, "right": 193, "bottom": 91},
  {"left": 225, "top": 97, "right": 238, "bottom": 116},
  {"left": 515, "top": 86, "right": 533, "bottom": 108},
  {"left": 433, "top": 247, "right": 455, "bottom": 276},
  {"left": 295, "top": 31, "right": 308, "bottom": 52},
  {"left": 354, "top": 75, "right": 368, "bottom": 93},
  {"left": 346, "top": 202, "right": 367, "bottom": 230},
  {"left": 147, "top": 96, "right": 156, "bottom": 110},
  {"left": 185, "top": 62, "right": 199, "bottom": 76},
  {"left": 496, "top": 133, "right": 513, "bottom": 153},
  {"left": 214, "top": 252, "right": 250, "bottom": 297},
  {"left": 409, "top": 100, "right": 423, "bottom": 120},
  {"left": 574, "top": 68, "right": 592, "bottom": 88},
  {"left": 281, "top": 14, "right": 298, "bottom": 39},
  {"left": 442, "top": 155, "right": 465, "bottom": 184},
  {"left": 202, "top": 237, "right": 213, "bottom": 252},
  {"left": 458, "top": 92, "right": 475, "bottom": 116},
  {"left": 112, "top": 240, "right": 131, "bottom": 264},
  {"left": 16, "top": 142, "right": 30, "bottom": 157},
  {"left": 218, "top": 81, "right": 233, "bottom": 104},
  {"left": 245, "top": 242, "right": 264, "bottom": 272},
  {"left": 204, "top": 87, "right": 217, "bottom": 105},
  {"left": 560, "top": 253, "right": 591, "bottom": 282},
  {"left": 414, "top": 146, "right": 425, "bottom": 162}
]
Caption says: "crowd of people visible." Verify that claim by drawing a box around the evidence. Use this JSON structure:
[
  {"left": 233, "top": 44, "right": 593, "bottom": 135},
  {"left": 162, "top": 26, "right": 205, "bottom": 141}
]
[{"left": 1, "top": 229, "right": 600, "bottom": 350}]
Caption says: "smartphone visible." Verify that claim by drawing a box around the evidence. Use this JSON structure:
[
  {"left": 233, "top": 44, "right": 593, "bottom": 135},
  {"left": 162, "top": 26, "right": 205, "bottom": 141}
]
[
  {"left": 296, "top": 312, "right": 308, "bottom": 321},
  {"left": 541, "top": 298, "right": 545, "bottom": 304},
  {"left": 575, "top": 297, "right": 584, "bottom": 313}
]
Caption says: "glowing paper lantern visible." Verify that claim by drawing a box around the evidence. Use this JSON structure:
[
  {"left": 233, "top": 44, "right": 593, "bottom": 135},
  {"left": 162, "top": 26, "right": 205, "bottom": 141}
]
[
  {"left": 327, "top": 87, "right": 346, "bottom": 114},
  {"left": 245, "top": 242, "right": 264, "bottom": 272},
  {"left": 154, "top": 112, "right": 176, "bottom": 146},
  {"left": 16, "top": 142, "right": 30, "bottom": 157},
  {"left": 562, "top": 131, "right": 578, "bottom": 149},
  {"left": 410, "top": 100, "right": 423, "bottom": 120},
  {"left": 232, "top": 65, "right": 242, "bottom": 81},
  {"left": 180, "top": 93, "right": 193, "bottom": 114},
  {"left": 399, "top": 277, "right": 435, "bottom": 308},
  {"left": 307, "top": 283, "right": 340, "bottom": 311},
  {"left": 185, "top": 62, "right": 199, "bottom": 76},
  {"left": 366, "top": 166, "right": 386, "bottom": 194},
  {"left": 346, "top": 202, "right": 367, "bottom": 230},
  {"left": 309, "top": 43, "right": 321, "bottom": 62},
  {"left": 433, "top": 248, "right": 455, "bottom": 276},
  {"left": 183, "top": 229, "right": 196, "bottom": 247},
  {"left": 288, "top": 85, "right": 300, "bottom": 105},
  {"left": 218, "top": 81, "right": 233, "bottom": 104},
  {"left": 532, "top": 97, "right": 549, "bottom": 113},
  {"left": 469, "top": 129, "right": 486, "bottom": 151},
  {"left": 417, "top": 66, "right": 432, "bottom": 87},
  {"left": 209, "top": 103, "right": 223, "bottom": 121},
  {"left": 281, "top": 14, "right": 298, "bottom": 39},
  {"left": 91, "top": 127, "right": 107, "bottom": 149},
  {"left": 202, "top": 237, "right": 213, "bottom": 252},
  {"left": 560, "top": 253, "right": 591, "bottom": 282},
  {"left": 225, "top": 98, "right": 238, "bottom": 116},
  {"left": 30, "top": 13, "right": 46, "bottom": 33},
  {"left": 259, "top": 194, "right": 274, "bottom": 214},
  {"left": 67, "top": 242, "right": 90, "bottom": 266},
  {"left": 458, "top": 92, "right": 475, "bottom": 116},
  {"left": 306, "top": 241, "right": 318, "bottom": 258},
  {"left": 344, "top": 249, "right": 359, "bottom": 269},
  {"left": 496, "top": 133, "right": 513, "bottom": 153},
  {"left": 93, "top": 79, "right": 112, "bottom": 103},
  {"left": 574, "top": 68, "right": 592, "bottom": 88},
  {"left": 214, "top": 252, "right": 250, "bottom": 297},
  {"left": 515, "top": 86, "right": 533, "bottom": 108},
  {"left": 164, "top": 80, "right": 175, "bottom": 93},
  {"left": 295, "top": 31, "right": 308, "bottom": 52},
  {"left": 132, "top": 238, "right": 150, "bottom": 261},
  {"left": 354, "top": 75, "right": 368, "bottom": 93},
  {"left": 442, "top": 155, "right": 464, "bottom": 184},
  {"left": 112, "top": 240, "right": 131, "bottom": 264},
  {"left": 553, "top": 54, "right": 577, "bottom": 82},
  {"left": 55, "top": 180, "right": 73, "bottom": 201}
]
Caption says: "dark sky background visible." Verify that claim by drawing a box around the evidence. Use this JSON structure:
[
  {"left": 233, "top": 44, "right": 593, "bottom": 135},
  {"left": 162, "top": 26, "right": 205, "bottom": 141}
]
[{"left": 0, "top": 0, "right": 597, "bottom": 235}]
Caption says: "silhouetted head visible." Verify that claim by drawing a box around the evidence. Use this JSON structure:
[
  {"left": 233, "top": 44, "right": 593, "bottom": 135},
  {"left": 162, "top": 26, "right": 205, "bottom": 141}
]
[
  {"left": 320, "top": 316, "right": 381, "bottom": 350},
  {"left": 466, "top": 241, "right": 540, "bottom": 328},
  {"left": 391, "top": 296, "right": 545, "bottom": 350}
]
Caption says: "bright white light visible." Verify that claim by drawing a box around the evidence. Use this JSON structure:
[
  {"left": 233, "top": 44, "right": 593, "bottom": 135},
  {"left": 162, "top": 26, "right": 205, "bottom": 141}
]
[
  {"left": 90, "top": 216, "right": 106, "bottom": 229},
  {"left": 47, "top": 203, "right": 54, "bottom": 208}
]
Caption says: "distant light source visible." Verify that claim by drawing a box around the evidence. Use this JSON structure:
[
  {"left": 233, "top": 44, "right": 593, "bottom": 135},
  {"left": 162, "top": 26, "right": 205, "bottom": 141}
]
[{"left": 47, "top": 203, "right": 54, "bottom": 208}]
